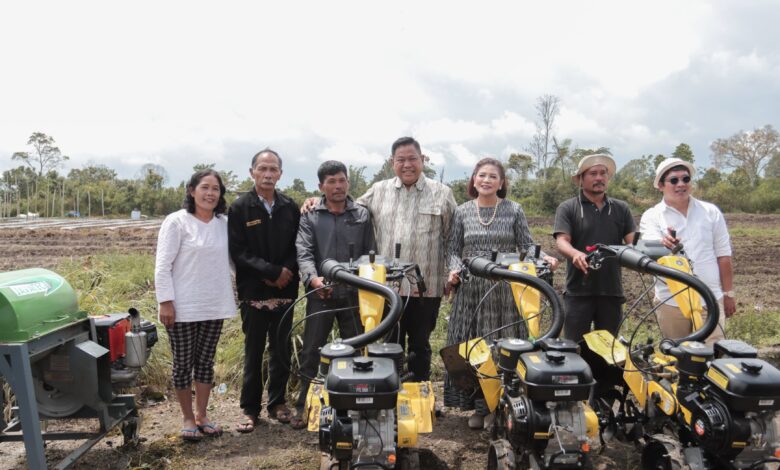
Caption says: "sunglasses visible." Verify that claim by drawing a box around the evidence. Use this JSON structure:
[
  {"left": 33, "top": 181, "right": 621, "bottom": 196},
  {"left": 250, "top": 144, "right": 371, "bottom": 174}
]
[{"left": 665, "top": 176, "right": 691, "bottom": 185}]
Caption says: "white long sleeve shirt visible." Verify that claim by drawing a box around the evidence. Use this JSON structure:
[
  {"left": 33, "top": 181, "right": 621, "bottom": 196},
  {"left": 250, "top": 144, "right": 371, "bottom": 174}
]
[
  {"left": 639, "top": 197, "right": 732, "bottom": 306},
  {"left": 155, "top": 209, "right": 237, "bottom": 322}
]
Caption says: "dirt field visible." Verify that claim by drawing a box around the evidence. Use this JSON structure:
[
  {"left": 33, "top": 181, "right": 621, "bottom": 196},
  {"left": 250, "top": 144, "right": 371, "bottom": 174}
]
[{"left": 0, "top": 214, "right": 778, "bottom": 469}]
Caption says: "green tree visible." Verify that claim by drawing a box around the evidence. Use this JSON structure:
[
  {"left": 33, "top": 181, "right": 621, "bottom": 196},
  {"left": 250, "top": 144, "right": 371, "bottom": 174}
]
[
  {"left": 348, "top": 165, "right": 369, "bottom": 198},
  {"left": 136, "top": 164, "right": 168, "bottom": 189},
  {"left": 551, "top": 138, "right": 576, "bottom": 182},
  {"left": 766, "top": 153, "right": 780, "bottom": 179},
  {"left": 371, "top": 158, "right": 395, "bottom": 184},
  {"left": 711, "top": 124, "right": 780, "bottom": 186},
  {"left": 68, "top": 165, "right": 117, "bottom": 184},
  {"left": 697, "top": 168, "right": 722, "bottom": 192},
  {"left": 671, "top": 143, "right": 695, "bottom": 164},
  {"left": 11, "top": 132, "right": 70, "bottom": 177},
  {"left": 448, "top": 178, "right": 470, "bottom": 205},
  {"left": 193, "top": 163, "right": 216, "bottom": 172},
  {"left": 507, "top": 152, "right": 534, "bottom": 181}
]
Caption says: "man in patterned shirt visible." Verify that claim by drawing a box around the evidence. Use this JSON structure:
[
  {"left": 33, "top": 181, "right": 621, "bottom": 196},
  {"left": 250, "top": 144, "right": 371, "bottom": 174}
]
[
  {"left": 356, "top": 137, "right": 457, "bottom": 381},
  {"left": 302, "top": 137, "right": 456, "bottom": 381}
]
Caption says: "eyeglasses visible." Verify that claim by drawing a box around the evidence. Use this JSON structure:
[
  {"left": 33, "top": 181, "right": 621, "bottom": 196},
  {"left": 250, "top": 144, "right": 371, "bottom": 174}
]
[
  {"left": 393, "top": 156, "right": 420, "bottom": 165},
  {"left": 665, "top": 176, "right": 691, "bottom": 185}
]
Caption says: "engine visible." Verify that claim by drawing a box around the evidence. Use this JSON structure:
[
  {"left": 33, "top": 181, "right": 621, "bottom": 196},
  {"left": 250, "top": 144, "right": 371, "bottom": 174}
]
[
  {"left": 319, "top": 355, "right": 400, "bottom": 467},
  {"left": 672, "top": 340, "right": 780, "bottom": 469},
  {"left": 93, "top": 308, "right": 158, "bottom": 387},
  {"left": 492, "top": 338, "right": 599, "bottom": 469}
]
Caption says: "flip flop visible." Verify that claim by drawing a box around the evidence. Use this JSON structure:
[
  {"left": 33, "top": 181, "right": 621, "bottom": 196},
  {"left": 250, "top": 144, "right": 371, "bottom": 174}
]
[
  {"left": 236, "top": 415, "right": 258, "bottom": 434},
  {"left": 197, "top": 422, "right": 224, "bottom": 437},
  {"left": 181, "top": 427, "right": 203, "bottom": 442},
  {"left": 269, "top": 404, "right": 292, "bottom": 424}
]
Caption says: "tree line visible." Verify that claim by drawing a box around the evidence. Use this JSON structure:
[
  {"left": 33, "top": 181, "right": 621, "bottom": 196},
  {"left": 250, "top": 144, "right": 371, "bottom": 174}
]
[{"left": 3, "top": 98, "right": 780, "bottom": 218}]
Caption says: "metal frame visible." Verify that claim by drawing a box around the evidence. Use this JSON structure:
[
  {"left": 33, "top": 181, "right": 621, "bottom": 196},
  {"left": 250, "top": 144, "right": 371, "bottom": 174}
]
[{"left": 0, "top": 339, "right": 139, "bottom": 469}]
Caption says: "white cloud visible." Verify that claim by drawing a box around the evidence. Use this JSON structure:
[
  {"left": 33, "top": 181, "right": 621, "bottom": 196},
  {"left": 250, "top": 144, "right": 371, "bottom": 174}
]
[
  {"left": 491, "top": 112, "right": 535, "bottom": 137},
  {"left": 318, "top": 143, "right": 386, "bottom": 167},
  {"left": 447, "top": 144, "right": 480, "bottom": 168},
  {"left": 556, "top": 107, "right": 606, "bottom": 138},
  {"left": 414, "top": 119, "right": 490, "bottom": 144}
]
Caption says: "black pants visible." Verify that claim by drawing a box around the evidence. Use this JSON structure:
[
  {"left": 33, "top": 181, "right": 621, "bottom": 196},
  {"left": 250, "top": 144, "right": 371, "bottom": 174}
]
[
  {"left": 391, "top": 296, "right": 441, "bottom": 382},
  {"left": 562, "top": 295, "right": 623, "bottom": 343},
  {"left": 295, "top": 295, "right": 363, "bottom": 409},
  {"left": 240, "top": 302, "right": 292, "bottom": 417}
]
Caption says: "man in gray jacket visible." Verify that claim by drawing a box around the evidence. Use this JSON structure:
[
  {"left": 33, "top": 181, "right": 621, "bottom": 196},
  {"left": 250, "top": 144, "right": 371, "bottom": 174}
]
[{"left": 294, "top": 160, "right": 375, "bottom": 424}]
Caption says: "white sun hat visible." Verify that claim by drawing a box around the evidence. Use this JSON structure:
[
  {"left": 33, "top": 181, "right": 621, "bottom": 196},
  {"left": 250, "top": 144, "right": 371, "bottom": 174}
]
[
  {"left": 654, "top": 158, "right": 696, "bottom": 189},
  {"left": 571, "top": 154, "right": 616, "bottom": 185}
]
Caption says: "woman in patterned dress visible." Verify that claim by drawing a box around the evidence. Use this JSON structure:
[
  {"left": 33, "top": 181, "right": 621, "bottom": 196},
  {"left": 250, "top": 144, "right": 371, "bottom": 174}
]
[{"left": 443, "top": 158, "right": 558, "bottom": 429}]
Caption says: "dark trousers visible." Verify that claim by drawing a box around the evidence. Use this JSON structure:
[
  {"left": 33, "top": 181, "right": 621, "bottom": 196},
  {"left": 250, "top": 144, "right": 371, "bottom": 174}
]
[
  {"left": 392, "top": 296, "right": 441, "bottom": 382},
  {"left": 562, "top": 295, "right": 623, "bottom": 343},
  {"left": 240, "top": 302, "right": 292, "bottom": 417},
  {"left": 296, "top": 295, "right": 363, "bottom": 408}
]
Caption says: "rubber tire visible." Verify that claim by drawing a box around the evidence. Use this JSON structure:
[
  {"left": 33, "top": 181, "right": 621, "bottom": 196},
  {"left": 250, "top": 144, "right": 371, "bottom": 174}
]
[
  {"left": 121, "top": 416, "right": 140, "bottom": 447},
  {"left": 487, "top": 439, "right": 516, "bottom": 470},
  {"left": 641, "top": 434, "right": 687, "bottom": 470},
  {"left": 319, "top": 454, "right": 349, "bottom": 470},
  {"left": 398, "top": 448, "right": 420, "bottom": 470}
]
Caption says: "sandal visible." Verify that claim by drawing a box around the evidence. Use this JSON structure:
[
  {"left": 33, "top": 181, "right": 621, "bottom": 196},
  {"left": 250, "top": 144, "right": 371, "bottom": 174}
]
[
  {"left": 289, "top": 413, "right": 306, "bottom": 430},
  {"left": 236, "top": 415, "right": 258, "bottom": 434},
  {"left": 197, "top": 421, "right": 223, "bottom": 437},
  {"left": 269, "top": 404, "right": 292, "bottom": 424},
  {"left": 181, "top": 427, "right": 203, "bottom": 442}
]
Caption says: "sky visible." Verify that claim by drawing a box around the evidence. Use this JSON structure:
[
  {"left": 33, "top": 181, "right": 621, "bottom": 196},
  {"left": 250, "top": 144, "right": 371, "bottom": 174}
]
[{"left": 1, "top": 1, "right": 778, "bottom": 189}]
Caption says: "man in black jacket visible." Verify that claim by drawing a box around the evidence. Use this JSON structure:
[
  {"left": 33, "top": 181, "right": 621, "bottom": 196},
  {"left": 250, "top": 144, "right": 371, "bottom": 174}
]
[
  {"left": 229, "top": 148, "right": 299, "bottom": 432},
  {"left": 294, "top": 161, "right": 375, "bottom": 425}
]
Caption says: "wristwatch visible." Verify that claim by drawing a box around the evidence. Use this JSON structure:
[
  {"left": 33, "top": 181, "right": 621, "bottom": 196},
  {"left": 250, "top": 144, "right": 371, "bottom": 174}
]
[{"left": 723, "top": 290, "right": 735, "bottom": 298}]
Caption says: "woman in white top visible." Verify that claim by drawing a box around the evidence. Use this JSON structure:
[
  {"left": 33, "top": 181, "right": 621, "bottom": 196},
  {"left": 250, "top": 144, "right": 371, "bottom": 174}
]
[{"left": 155, "top": 170, "right": 236, "bottom": 441}]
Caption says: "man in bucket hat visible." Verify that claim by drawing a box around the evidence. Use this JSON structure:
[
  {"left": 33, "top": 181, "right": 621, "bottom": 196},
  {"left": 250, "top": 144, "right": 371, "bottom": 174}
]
[
  {"left": 640, "top": 158, "right": 734, "bottom": 345},
  {"left": 553, "top": 154, "right": 636, "bottom": 342}
]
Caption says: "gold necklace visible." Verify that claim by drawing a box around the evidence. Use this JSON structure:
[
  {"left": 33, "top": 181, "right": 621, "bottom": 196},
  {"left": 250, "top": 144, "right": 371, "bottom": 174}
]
[{"left": 475, "top": 199, "right": 499, "bottom": 226}]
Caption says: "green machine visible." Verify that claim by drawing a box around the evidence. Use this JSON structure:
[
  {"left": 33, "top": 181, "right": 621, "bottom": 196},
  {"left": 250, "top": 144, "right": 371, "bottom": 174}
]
[{"left": 0, "top": 268, "right": 156, "bottom": 469}]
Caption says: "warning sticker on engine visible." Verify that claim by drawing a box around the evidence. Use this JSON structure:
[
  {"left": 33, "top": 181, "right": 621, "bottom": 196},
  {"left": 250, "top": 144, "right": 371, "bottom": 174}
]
[
  {"left": 554, "top": 389, "right": 571, "bottom": 397},
  {"left": 355, "top": 397, "right": 373, "bottom": 404}
]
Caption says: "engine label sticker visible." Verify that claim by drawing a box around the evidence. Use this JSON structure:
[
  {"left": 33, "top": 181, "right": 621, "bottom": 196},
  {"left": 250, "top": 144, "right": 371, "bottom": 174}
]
[
  {"left": 0, "top": 275, "right": 64, "bottom": 297},
  {"left": 554, "top": 389, "right": 571, "bottom": 397},
  {"left": 8, "top": 281, "right": 50, "bottom": 296},
  {"left": 355, "top": 397, "right": 373, "bottom": 404}
]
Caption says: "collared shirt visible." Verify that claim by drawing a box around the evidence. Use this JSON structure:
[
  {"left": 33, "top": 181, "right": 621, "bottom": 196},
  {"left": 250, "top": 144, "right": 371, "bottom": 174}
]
[
  {"left": 553, "top": 192, "right": 635, "bottom": 297},
  {"left": 357, "top": 175, "right": 457, "bottom": 297},
  {"left": 639, "top": 196, "right": 732, "bottom": 304},
  {"left": 259, "top": 195, "right": 274, "bottom": 215}
]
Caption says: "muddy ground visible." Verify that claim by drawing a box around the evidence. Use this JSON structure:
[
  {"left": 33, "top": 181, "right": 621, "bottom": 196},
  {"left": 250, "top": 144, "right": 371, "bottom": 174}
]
[{"left": 0, "top": 214, "right": 778, "bottom": 469}]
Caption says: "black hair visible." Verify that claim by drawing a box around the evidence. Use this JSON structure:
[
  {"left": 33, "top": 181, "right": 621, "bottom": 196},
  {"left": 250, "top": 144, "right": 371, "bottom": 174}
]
[
  {"left": 251, "top": 148, "right": 283, "bottom": 169},
  {"left": 183, "top": 169, "right": 227, "bottom": 216},
  {"left": 317, "top": 160, "right": 348, "bottom": 183},
  {"left": 467, "top": 158, "right": 508, "bottom": 199},
  {"left": 391, "top": 136, "right": 421, "bottom": 156},
  {"left": 660, "top": 164, "right": 691, "bottom": 184}
]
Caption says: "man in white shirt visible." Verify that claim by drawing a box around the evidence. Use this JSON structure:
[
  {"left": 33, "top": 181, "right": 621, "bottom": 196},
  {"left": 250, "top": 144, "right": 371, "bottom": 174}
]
[{"left": 639, "top": 158, "right": 736, "bottom": 344}]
